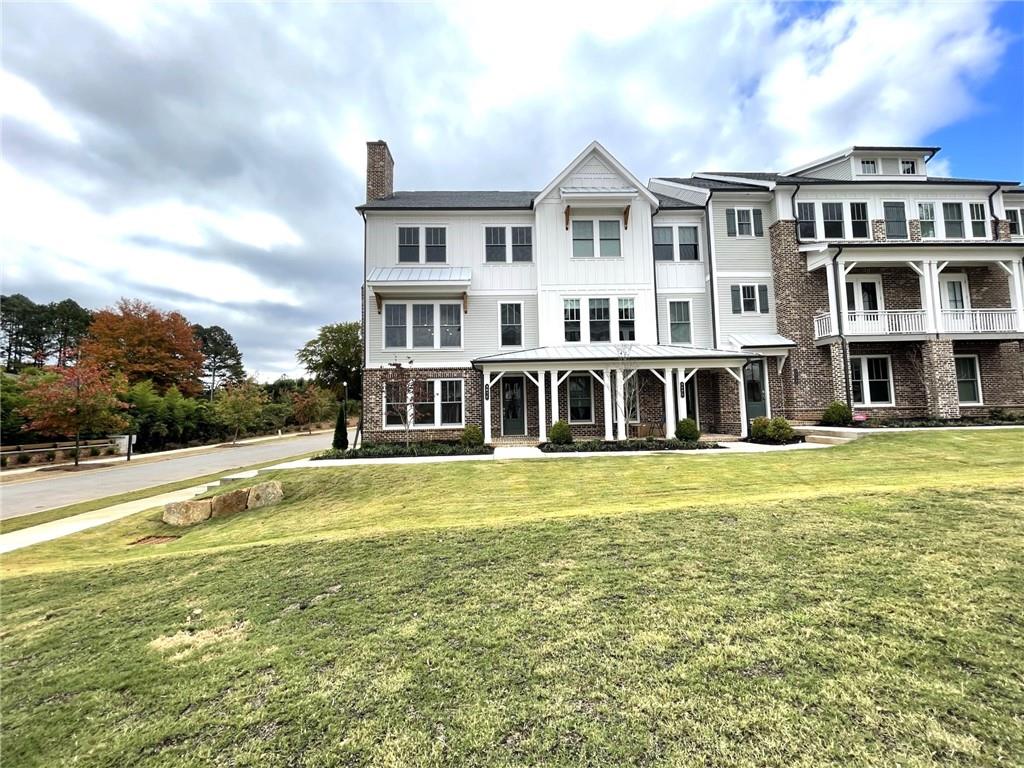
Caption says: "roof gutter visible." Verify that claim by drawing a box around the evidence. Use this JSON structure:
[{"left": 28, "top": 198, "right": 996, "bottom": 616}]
[
  {"left": 704, "top": 189, "right": 719, "bottom": 348},
  {"left": 790, "top": 183, "right": 802, "bottom": 243},
  {"left": 831, "top": 244, "right": 853, "bottom": 409},
  {"left": 988, "top": 185, "right": 1002, "bottom": 241}
]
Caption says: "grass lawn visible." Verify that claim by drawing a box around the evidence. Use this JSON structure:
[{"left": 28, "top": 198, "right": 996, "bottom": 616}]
[
  {"left": 2, "top": 430, "right": 1022, "bottom": 766},
  {"left": 0, "top": 452, "right": 318, "bottom": 535}
]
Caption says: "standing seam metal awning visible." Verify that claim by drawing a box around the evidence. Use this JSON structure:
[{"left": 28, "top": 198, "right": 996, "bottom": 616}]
[{"left": 473, "top": 343, "right": 756, "bottom": 366}]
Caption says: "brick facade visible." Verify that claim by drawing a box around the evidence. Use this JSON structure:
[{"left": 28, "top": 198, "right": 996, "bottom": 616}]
[
  {"left": 920, "top": 339, "right": 960, "bottom": 418},
  {"left": 871, "top": 219, "right": 887, "bottom": 242},
  {"left": 363, "top": 366, "right": 482, "bottom": 443},
  {"left": 908, "top": 219, "right": 922, "bottom": 242},
  {"left": 365, "top": 140, "right": 394, "bottom": 201},
  {"left": 963, "top": 265, "right": 1011, "bottom": 308},
  {"left": 953, "top": 340, "right": 1024, "bottom": 416},
  {"left": 995, "top": 219, "right": 1011, "bottom": 242}
]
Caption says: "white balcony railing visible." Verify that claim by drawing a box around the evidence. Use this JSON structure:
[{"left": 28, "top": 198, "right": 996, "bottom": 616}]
[
  {"left": 846, "top": 310, "right": 928, "bottom": 335},
  {"left": 813, "top": 313, "right": 833, "bottom": 339},
  {"left": 941, "top": 309, "right": 1018, "bottom": 334}
]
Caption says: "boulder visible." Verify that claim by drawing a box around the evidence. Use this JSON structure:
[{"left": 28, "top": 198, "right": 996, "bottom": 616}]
[
  {"left": 211, "top": 488, "right": 249, "bottom": 518},
  {"left": 246, "top": 480, "right": 284, "bottom": 510},
  {"left": 163, "top": 499, "right": 212, "bottom": 527}
]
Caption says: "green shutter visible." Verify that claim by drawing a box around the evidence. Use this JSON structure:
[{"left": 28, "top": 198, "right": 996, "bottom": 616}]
[
  {"left": 753, "top": 209, "right": 764, "bottom": 236},
  {"left": 731, "top": 285, "right": 741, "bottom": 314},
  {"left": 726, "top": 208, "right": 736, "bottom": 237},
  {"left": 758, "top": 284, "right": 769, "bottom": 313}
]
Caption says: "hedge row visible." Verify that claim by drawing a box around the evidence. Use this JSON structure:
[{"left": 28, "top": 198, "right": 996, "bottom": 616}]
[
  {"left": 540, "top": 438, "right": 719, "bottom": 453},
  {"left": 315, "top": 442, "right": 493, "bottom": 460}
]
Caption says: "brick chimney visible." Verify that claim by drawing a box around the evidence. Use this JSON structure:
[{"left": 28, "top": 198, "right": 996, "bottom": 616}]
[{"left": 366, "top": 140, "right": 394, "bottom": 201}]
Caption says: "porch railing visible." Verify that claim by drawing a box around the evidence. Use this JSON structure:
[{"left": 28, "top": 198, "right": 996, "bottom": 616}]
[
  {"left": 940, "top": 309, "right": 1018, "bottom": 334},
  {"left": 846, "top": 310, "right": 927, "bottom": 335},
  {"left": 813, "top": 313, "right": 833, "bottom": 339}
]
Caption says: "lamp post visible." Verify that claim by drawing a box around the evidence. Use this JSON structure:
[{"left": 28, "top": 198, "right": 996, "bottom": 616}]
[{"left": 340, "top": 380, "right": 349, "bottom": 450}]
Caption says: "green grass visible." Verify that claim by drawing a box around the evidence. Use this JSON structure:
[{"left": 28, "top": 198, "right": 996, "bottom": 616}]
[
  {"left": 2, "top": 430, "right": 1023, "bottom": 766},
  {"left": 0, "top": 452, "right": 318, "bottom": 535}
]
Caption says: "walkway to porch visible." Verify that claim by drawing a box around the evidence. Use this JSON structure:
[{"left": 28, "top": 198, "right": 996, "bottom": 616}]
[{"left": 473, "top": 343, "right": 761, "bottom": 445}]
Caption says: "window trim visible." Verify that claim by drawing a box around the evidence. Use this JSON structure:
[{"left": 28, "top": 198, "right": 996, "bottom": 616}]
[
  {"left": 1007, "top": 208, "right": 1022, "bottom": 236},
  {"left": 653, "top": 223, "right": 701, "bottom": 261},
  {"left": 882, "top": 201, "right": 908, "bottom": 240},
  {"left": 821, "top": 201, "right": 846, "bottom": 240},
  {"left": 917, "top": 202, "right": 937, "bottom": 239},
  {"left": 668, "top": 299, "right": 692, "bottom": 345},
  {"left": 588, "top": 297, "right": 612, "bottom": 342},
  {"left": 483, "top": 224, "right": 533, "bottom": 263},
  {"left": 859, "top": 158, "right": 880, "bottom": 175},
  {"left": 567, "top": 373, "right": 595, "bottom": 424},
  {"left": 617, "top": 297, "right": 636, "bottom": 342},
  {"left": 938, "top": 273, "right": 971, "bottom": 311},
  {"left": 844, "top": 274, "right": 885, "bottom": 312},
  {"left": 899, "top": 159, "right": 918, "bottom": 175},
  {"left": 941, "top": 201, "right": 966, "bottom": 239},
  {"left": 850, "top": 355, "right": 895, "bottom": 408},
  {"left": 562, "top": 295, "right": 635, "bottom": 343},
  {"left": 796, "top": 202, "right": 817, "bottom": 240},
  {"left": 382, "top": 377, "right": 465, "bottom": 430},
  {"left": 498, "top": 301, "right": 524, "bottom": 348},
  {"left": 967, "top": 202, "right": 988, "bottom": 239},
  {"left": 395, "top": 224, "right": 447, "bottom": 264},
  {"left": 953, "top": 354, "right": 983, "bottom": 406},
  {"left": 738, "top": 283, "right": 763, "bottom": 314},
  {"left": 849, "top": 201, "right": 870, "bottom": 240},
  {"left": 381, "top": 300, "right": 463, "bottom": 351},
  {"left": 734, "top": 207, "right": 756, "bottom": 238},
  {"left": 570, "top": 218, "right": 622, "bottom": 259},
  {"left": 563, "top": 298, "right": 581, "bottom": 343}
]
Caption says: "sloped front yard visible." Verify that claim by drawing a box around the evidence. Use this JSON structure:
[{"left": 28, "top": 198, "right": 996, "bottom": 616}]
[{"left": 2, "top": 431, "right": 1023, "bottom": 766}]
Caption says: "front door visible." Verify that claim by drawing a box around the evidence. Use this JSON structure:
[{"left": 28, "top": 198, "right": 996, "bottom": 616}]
[
  {"left": 683, "top": 375, "right": 700, "bottom": 430},
  {"left": 501, "top": 376, "right": 525, "bottom": 436},
  {"left": 743, "top": 360, "right": 767, "bottom": 430}
]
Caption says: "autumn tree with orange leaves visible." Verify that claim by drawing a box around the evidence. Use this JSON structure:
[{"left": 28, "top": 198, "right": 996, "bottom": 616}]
[
  {"left": 18, "top": 362, "right": 129, "bottom": 466},
  {"left": 82, "top": 299, "right": 205, "bottom": 396}
]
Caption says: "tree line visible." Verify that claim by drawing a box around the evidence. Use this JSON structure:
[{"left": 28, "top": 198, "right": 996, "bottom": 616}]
[{"left": 1, "top": 294, "right": 364, "bottom": 460}]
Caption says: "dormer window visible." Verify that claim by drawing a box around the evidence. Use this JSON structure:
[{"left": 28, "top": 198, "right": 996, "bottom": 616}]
[
  {"left": 901, "top": 160, "right": 917, "bottom": 175},
  {"left": 860, "top": 159, "right": 878, "bottom": 175}
]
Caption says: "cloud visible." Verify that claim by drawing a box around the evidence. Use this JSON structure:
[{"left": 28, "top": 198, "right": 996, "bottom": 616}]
[{"left": 1, "top": 0, "right": 1016, "bottom": 378}]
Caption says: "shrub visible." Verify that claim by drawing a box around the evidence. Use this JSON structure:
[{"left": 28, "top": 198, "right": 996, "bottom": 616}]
[
  {"left": 66, "top": 448, "right": 79, "bottom": 459},
  {"left": 821, "top": 401, "right": 853, "bottom": 426},
  {"left": 766, "top": 416, "right": 795, "bottom": 443},
  {"left": 89, "top": 447, "right": 101, "bottom": 457},
  {"left": 16, "top": 453, "right": 31, "bottom": 465},
  {"left": 549, "top": 420, "right": 573, "bottom": 445},
  {"left": 105, "top": 447, "right": 116, "bottom": 455},
  {"left": 750, "top": 416, "right": 771, "bottom": 441},
  {"left": 45, "top": 451, "right": 56, "bottom": 462},
  {"left": 314, "top": 442, "right": 493, "bottom": 460},
  {"left": 460, "top": 424, "right": 484, "bottom": 447},
  {"left": 675, "top": 418, "right": 700, "bottom": 442},
  {"left": 541, "top": 438, "right": 719, "bottom": 453},
  {"left": 0, "top": 455, "right": 6, "bottom": 468}
]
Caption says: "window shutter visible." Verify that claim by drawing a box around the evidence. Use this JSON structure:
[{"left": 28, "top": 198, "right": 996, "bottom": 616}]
[
  {"left": 758, "top": 284, "right": 769, "bottom": 313},
  {"left": 753, "top": 209, "right": 764, "bottom": 237},
  {"left": 731, "top": 285, "right": 741, "bottom": 314},
  {"left": 726, "top": 208, "right": 737, "bottom": 237}
]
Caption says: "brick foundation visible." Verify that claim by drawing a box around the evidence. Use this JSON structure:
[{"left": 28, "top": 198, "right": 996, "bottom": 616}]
[{"left": 363, "top": 366, "right": 482, "bottom": 443}]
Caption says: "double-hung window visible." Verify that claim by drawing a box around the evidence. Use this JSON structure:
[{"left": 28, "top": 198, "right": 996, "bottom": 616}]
[
  {"left": 822, "top": 202, "right": 844, "bottom": 239},
  {"left": 412, "top": 304, "right": 434, "bottom": 347},
  {"left": 398, "top": 226, "right": 446, "bottom": 263},
  {"left": 398, "top": 227, "right": 420, "bottom": 263},
  {"left": 385, "top": 378, "right": 464, "bottom": 428},
  {"left": 589, "top": 298, "right": 610, "bottom": 342},
  {"left": 901, "top": 160, "right": 917, "bottom": 175},
  {"left": 572, "top": 220, "right": 594, "bottom": 257},
  {"left": 736, "top": 208, "right": 753, "bottom": 236},
  {"left": 572, "top": 220, "right": 621, "bottom": 258},
  {"left": 954, "top": 356, "right": 981, "bottom": 405},
  {"left": 439, "top": 304, "right": 461, "bottom": 347},
  {"left": 485, "top": 226, "right": 506, "bottom": 262},
  {"left": 969, "top": 203, "right": 987, "bottom": 238},
  {"left": 617, "top": 298, "right": 635, "bottom": 341},
  {"left": 511, "top": 226, "right": 533, "bottom": 261},
  {"left": 850, "top": 203, "right": 869, "bottom": 238},
  {"left": 678, "top": 226, "right": 699, "bottom": 260},
  {"left": 567, "top": 374, "right": 593, "bottom": 423},
  {"left": 943, "top": 203, "right": 964, "bottom": 238},
  {"left": 741, "top": 285, "right": 758, "bottom": 313},
  {"left": 563, "top": 299, "right": 581, "bottom": 342},
  {"left": 599, "top": 221, "right": 621, "bottom": 257},
  {"left": 918, "top": 203, "right": 936, "bottom": 238},
  {"left": 653, "top": 227, "right": 674, "bottom": 261},
  {"left": 797, "top": 202, "right": 817, "bottom": 239},
  {"left": 669, "top": 300, "right": 691, "bottom": 344},
  {"left": 850, "top": 356, "right": 893, "bottom": 406},
  {"left": 726, "top": 208, "right": 763, "bottom": 237},
  {"left": 732, "top": 284, "right": 769, "bottom": 314},
  {"left": 883, "top": 202, "right": 907, "bottom": 239},
  {"left": 860, "top": 159, "right": 877, "bottom": 175},
  {"left": 499, "top": 303, "right": 523, "bottom": 347},
  {"left": 1008, "top": 209, "right": 1021, "bottom": 236},
  {"left": 384, "top": 304, "right": 407, "bottom": 348}
]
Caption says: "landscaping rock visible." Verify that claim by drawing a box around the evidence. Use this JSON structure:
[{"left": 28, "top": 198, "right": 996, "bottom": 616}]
[
  {"left": 211, "top": 488, "right": 249, "bottom": 518},
  {"left": 246, "top": 480, "right": 284, "bottom": 510},
  {"left": 162, "top": 499, "right": 212, "bottom": 527}
]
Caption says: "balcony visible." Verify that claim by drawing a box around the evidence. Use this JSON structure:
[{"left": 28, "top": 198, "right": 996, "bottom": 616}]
[{"left": 814, "top": 308, "right": 1020, "bottom": 340}]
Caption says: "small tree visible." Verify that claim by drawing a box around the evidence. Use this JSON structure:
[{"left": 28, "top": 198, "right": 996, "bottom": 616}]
[
  {"left": 212, "top": 379, "right": 268, "bottom": 443},
  {"left": 292, "top": 384, "right": 333, "bottom": 433},
  {"left": 384, "top": 361, "right": 417, "bottom": 447},
  {"left": 17, "top": 361, "right": 128, "bottom": 466},
  {"left": 332, "top": 405, "right": 348, "bottom": 450}
]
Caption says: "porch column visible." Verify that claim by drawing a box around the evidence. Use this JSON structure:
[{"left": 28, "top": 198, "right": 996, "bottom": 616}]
[
  {"left": 615, "top": 368, "right": 627, "bottom": 441},
  {"left": 482, "top": 370, "right": 492, "bottom": 445},
  {"left": 537, "top": 369, "right": 547, "bottom": 442},
  {"left": 928, "top": 260, "right": 945, "bottom": 333},
  {"left": 1010, "top": 261, "right": 1024, "bottom": 331},
  {"left": 837, "top": 261, "right": 850, "bottom": 331},
  {"left": 663, "top": 367, "right": 676, "bottom": 438},
  {"left": 602, "top": 368, "right": 613, "bottom": 440},
  {"left": 734, "top": 366, "right": 748, "bottom": 438},
  {"left": 549, "top": 370, "right": 560, "bottom": 425},
  {"left": 677, "top": 368, "right": 687, "bottom": 420}
]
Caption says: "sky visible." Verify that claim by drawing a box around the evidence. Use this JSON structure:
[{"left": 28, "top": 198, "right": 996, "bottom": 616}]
[{"left": 2, "top": 1, "right": 1022, "bottom": 380}]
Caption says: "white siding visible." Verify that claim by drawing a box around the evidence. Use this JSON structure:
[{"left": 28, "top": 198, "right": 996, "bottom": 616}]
[
  {"left": 806, "top": 159, "right": 852, "bottom": 180},
  {"left": 365, "top": 288, "right": 538, "bottom": 366},
  {"left": 717, "top": 279, "right": 778, "bottom": 338},
  {"left": 711, "top": 195, "right": 776, "bottom": 272}
]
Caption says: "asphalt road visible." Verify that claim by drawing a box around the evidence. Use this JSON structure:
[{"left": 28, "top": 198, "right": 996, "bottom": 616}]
[{"left": 0, "top": 432, "right": 335, "bottom": 520}]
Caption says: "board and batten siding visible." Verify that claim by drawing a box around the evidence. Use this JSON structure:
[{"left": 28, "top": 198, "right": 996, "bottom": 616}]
[
  {"left": 657, "top": 292, "right": 713, "bottom": 347},
  {"left": 365, "top": 288, "right": 538, "bottom": 367},
  {"left": 364, "top": 211, "right": 537, "bottom": 292}
]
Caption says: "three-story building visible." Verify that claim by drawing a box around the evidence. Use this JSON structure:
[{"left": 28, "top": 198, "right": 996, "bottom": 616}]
[{"left": 358, "top": 140, "right": 1024, "bottom": 443}]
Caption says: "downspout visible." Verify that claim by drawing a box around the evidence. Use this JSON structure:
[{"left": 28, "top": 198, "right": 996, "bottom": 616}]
[
  {"left": 790, "top": 184, "right": 802, "bottom": 243},
  {"left": 831, "top": 244, "right": 853, "bottom": 409},
  {"left": 988, "top": 185, "right": 1002, "bottom": 241},
  {"left": 652, "top": 203, "right": 661, "bottom": 344},
  {"left": 704, "top": 190, "right": 718, "bottom": 348}
]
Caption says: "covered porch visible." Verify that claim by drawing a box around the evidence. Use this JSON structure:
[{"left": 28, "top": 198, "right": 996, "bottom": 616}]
[{"left": 473, "top": 344, "right": 762, "bottom": 444}]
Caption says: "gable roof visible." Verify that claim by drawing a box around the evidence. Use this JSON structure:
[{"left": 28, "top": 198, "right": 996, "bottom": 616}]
[{"left": 533, "top": 140, "right": 659, "bottom": 207}]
